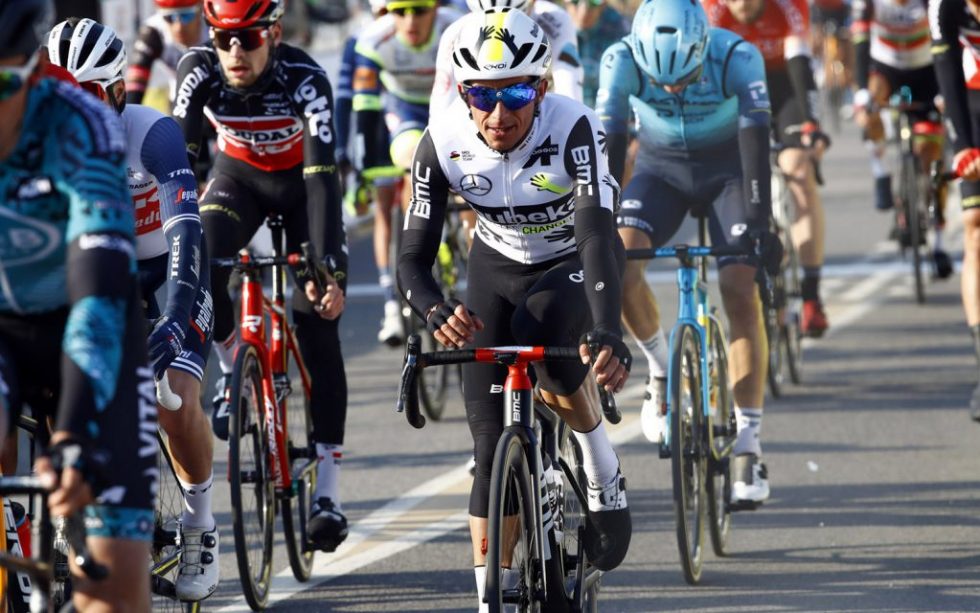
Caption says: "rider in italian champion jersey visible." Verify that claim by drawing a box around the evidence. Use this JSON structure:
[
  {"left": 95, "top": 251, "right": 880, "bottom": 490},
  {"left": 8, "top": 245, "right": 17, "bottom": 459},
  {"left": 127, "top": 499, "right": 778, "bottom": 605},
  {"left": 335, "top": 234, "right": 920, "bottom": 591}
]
[
  {"left": 47, "top": 17, "right": 220, "bottom": 601},
  {"left": 398, "top": 10, "right": 632, "bottom": 609}
]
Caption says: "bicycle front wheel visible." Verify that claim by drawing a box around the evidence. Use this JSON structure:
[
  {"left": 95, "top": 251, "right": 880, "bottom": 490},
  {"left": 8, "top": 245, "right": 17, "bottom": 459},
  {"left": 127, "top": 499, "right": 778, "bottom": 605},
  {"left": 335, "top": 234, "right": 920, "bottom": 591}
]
[
  {"left": 669, "top": 324, "right": 707, "bottom": 585},
  {"left": 783, "top": 238, "right": 804, "bottom": 384},
  {"left": 229, "top": 345, "right": 275, "bottom": 610},
  {"left": 281, "top": 389, "right": 316, "bottom": 582},
  {"left": 705, "top": 319, "right": 734, "bottom": 557},
  {"left": 486, "top": 430, "right": 541, "bottom": 613},
  {"left": 418, "top": 326, "right": 449, "bottom": 421},
  {"left": 900, "top": 152, "right": 927, "bottom": 304}
]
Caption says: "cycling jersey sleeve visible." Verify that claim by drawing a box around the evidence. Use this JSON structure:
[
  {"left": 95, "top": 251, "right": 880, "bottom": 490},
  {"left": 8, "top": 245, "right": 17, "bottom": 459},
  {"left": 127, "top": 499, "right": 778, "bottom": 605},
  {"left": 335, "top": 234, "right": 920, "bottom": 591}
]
[
  {"left": 293, "top": 68, "right": 349, "bottom": 281},
  {"left": 852, "top": 0, "right": 873, "bottom": 89},
  {"left": 126, "top": 25, "right": 164, "bottom": 105},
  {"left": 351, "top": 44, "right": 385, "bottom": 172},
  {"left": 565, "top": 112, "right": 623, "bottom": 336},
  {"left": 930, "top": 0, "right": 974, "bottom": 150},
  {"left": 172, "top": 49, "right": 214, "bottom": 165},
  {"left": 724, "top": 40, "right": 773, "bottom": 229},
  {"left": 55, "top": 97, "right": 138, "bottom": 440},
  {"left": 782, "top": 0, "right": 819, "bottom": 122},
  {"left": 334, "top": 36, "right": 358, "bottom": 163},
  {"left": 397, "top": 130, "right": 452, "bottom": 318},
  {"left": 141, "top": 115, "right": 202, "bottom": 330},
  {"left": 595, "top": 40, "right": 640, "bottom": 184}
]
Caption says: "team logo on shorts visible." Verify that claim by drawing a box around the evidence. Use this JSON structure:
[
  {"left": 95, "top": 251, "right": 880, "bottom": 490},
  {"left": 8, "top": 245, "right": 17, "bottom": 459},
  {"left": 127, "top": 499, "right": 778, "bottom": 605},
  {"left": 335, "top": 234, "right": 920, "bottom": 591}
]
[{"left": 460, "top": 174, "right": 492, "bottom": 196}]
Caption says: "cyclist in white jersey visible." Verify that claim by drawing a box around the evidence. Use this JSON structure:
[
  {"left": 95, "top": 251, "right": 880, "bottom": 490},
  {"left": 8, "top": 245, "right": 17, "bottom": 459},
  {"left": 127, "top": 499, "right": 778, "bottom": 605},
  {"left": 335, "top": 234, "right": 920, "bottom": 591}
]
[
  {"left": 48, "top": 17, "right": 220, "bottom": 602},
  {"left": 429, "top": 0, "right": 585, "bottom": 117},
  {"left": 851, "top": 0, "right": 951, "bottom": 274},
  {"left": 399, "top": 11, "right": 631, "bottom": 609}
]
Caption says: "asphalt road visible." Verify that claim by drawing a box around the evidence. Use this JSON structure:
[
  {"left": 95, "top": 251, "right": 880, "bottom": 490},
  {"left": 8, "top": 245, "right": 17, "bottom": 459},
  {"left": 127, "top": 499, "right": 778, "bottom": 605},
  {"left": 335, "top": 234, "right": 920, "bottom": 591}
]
[{"left": 193, "top": 118, "right": 980, "bottom": 612}]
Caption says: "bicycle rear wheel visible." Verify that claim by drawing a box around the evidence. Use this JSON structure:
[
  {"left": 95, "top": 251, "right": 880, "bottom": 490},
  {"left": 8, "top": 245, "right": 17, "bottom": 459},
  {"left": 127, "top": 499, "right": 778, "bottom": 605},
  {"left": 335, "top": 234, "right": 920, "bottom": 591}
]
[
  {"left": 229, "top": 345, "right": 275, "bottom": 610},
  {"left": 764, "top": 280, "right": 784, "bottom": 399},
  {"left": 705, "top": 319, "right": 734, "bottom": 557},
  {"left": 486, "top": 430, "right": 540, "bottom": 613},
  {"left": 900, "top": 152, "right": 927, "bottom": 304},
  {"left": 281, "top": 385, "right": 316, "bottom": 582},
  {"left": 555, "top": 422, "right": 600, "bottom": 612},
  {"left": 669, "top": 324, "right": 707, "bottom": 585},
  {"left": 782, "top": 239, "right": 804, "bottom": 384}
]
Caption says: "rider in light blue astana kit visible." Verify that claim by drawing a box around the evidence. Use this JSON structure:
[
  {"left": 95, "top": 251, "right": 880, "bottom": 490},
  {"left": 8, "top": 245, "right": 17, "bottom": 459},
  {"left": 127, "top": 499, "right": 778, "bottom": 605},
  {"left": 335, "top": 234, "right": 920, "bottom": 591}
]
[
  {"left": 0, "top": 0, "right": 156, "bottom": 609},
  {"left": 47, "top": 16, "right": 220, "bottom": 602},
  {"left": 597, "top": 0, "right": 778, "bottom": 505}
]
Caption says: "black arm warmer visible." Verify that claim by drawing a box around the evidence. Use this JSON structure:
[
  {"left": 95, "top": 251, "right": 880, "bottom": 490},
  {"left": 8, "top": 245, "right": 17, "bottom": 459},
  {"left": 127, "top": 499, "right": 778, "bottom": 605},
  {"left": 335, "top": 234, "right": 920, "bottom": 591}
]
[
  {"left": 854, "top": 40, "right": 870, "bottom": 90},
  {"left": 786, "top": 55, "right": 819, "bottom": 123},
  {"left": 738, "top": 125, "right": 772, "bottom": 231},
  {"left": 575, "top": 206, "right": 625, "bottom": 334},
  {"left": 355, "top": 108, "right": 384, "bottom": 170},
  {"left": 934, "top": 51, "right": 975, "bottom": 151},
  {"left": 396, "top": 132, "right": 451, "bottom": 318},
  {"left": 606, "top": 131, "right": 629, "bottom": 187}
]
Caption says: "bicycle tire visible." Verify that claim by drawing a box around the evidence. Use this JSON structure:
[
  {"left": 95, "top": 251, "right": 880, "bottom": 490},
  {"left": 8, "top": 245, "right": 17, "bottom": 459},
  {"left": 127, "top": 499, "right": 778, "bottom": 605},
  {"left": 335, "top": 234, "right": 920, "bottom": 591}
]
[
  {"left": 904, "top": 153, "right": 927, "bottom": 304},
  {"left": 764, "top": 286, "right": 784, "bottom": 399},
  {"left": 556, "top": 422, "right": 600, "bottom": 612},
  {"left": 228, "top": 345, "right": 275, "bottom": 611},
  {"left": 705, "top": 318, "right": 734, "bottom": 557},
  {"left": 669, "top": 324, "right": 707, "bottom": 585},
  {"left": 783, "top": 239, "right": 804, "bottom": 385},
  {"left": 281, "top": 388, "right": 316, "bottom": 582},
  {"left": 486, "top": 430, "right": 540, "bottom": 613},
  {"left": 150, "top": 431, "right": 201, "bottom": 612},
  {"left": 418, "top": 325, "right": 449, "bottom": 421}
]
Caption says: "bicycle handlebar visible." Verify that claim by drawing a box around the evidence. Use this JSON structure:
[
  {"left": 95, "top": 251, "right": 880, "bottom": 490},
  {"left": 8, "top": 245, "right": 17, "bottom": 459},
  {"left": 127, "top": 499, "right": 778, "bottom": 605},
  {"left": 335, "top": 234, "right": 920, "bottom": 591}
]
[
  {"left": 396, "top": 333, "right": 620, "bottom": 429},
  {"left": 626, "top": 244, "right": 749, "bottom": 261},
  {"left": 0, "top": 477, "right": 108, "bottom": 582}
]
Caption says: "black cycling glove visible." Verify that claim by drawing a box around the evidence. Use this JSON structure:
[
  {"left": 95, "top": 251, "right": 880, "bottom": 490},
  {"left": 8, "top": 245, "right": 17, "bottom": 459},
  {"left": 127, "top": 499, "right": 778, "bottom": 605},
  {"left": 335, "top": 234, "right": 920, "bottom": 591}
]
[
  {"left": 426, "top": 298, "right": 465, "bottom": 335},
  {"left": 580, "top": 326, "right": 632, "bottom": 373},
  {"left": 743, "top": 229, "right": 784, "bottom": 277}
]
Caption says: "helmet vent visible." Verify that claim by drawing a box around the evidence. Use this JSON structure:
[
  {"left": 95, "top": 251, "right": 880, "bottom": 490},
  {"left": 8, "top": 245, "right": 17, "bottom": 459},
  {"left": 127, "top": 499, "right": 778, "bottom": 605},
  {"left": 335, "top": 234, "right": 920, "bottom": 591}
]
[
  {"left": 511, "top": 42, "right": 532, "bottom": 67},
  {"left": 669, "top": 50, "right": 676, "bottom": 74},
  {"left": 458, "top": 47, "right": 480, "bottom": 71},
  {"left": 530, "top": 43, "right": 547, "bottom": 63},
  {"left": 655, "top": 26, "right": 677, "bottom": 34},
  {"left": 682, "top": 45, "right": 697, "bottom": 68}
]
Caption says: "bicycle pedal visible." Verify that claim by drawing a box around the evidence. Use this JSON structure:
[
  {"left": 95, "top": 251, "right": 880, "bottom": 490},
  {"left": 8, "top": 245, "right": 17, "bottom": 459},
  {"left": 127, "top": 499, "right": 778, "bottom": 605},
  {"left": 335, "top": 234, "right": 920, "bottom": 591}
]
[{"left": 151, "top": 575, "right": 177, "bottom": 599}]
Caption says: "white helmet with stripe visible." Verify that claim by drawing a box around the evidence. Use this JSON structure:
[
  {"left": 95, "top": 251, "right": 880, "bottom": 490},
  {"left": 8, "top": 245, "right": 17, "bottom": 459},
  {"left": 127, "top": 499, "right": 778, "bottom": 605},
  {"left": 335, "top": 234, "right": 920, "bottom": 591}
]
[
  {"left": 47, "top": 18, "right": 126, "bottom": 90},
  {"left": 465, "top": 0, "right": 532, "bottom": 15},
  {"left": 451, "top": 10, "right": 551, "bottom": 84}
]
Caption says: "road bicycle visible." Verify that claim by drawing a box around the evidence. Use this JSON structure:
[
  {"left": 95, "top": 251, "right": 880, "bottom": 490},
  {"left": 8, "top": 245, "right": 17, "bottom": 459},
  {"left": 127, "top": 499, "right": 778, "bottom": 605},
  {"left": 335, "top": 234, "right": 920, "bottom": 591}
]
[
  {"left": 881, "top": 86, "right": 945, "bottom": 304},
  {"left": 766, "top": 153, "right": 805, "bottom": 397},
  {"left": 627, "top": 221, "right": 756, "bottom": 585},
  {"left": 0, "top": 464, "right": 107, "bottom": 612},
  {"left": 396, "top": 334, "right": 619, "bottom": 612},
  {"left": 212, "top": 216, "right": 322, "bottom": 610},
  {"left": 390, "top": 197, "right": 470, "bottom": 421},
  {"left": 817, "top": 21, "right": 851, "bottom": 134}
]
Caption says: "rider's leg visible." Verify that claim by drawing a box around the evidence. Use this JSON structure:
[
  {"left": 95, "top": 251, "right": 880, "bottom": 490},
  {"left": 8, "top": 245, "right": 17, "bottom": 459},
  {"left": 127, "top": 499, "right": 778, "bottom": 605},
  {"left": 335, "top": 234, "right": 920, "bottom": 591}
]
[
  {"left": 960, "top": 201, "right": 980, "bottom": 419},
  {"left": 780, "top": 146, "right": 829, "bottom": 333},
  {"left": 858, "top": 72, "right": 894, "bottom": 211},
  {"left": 373, "top": 175, "right": 403, "bottom": 344},
  {"left": 71, "top": 538, "right": 151, "bottom": 613},
  {"left": 158, "top": 371, "right": 213, "bottom": 512}
]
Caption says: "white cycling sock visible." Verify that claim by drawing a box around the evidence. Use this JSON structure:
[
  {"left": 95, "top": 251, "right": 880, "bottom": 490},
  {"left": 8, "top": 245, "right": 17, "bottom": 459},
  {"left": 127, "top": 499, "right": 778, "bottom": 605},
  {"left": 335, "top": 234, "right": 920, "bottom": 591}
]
[
  {"left": 378, "top": 267, "right": 395, "bottom": 303},
  {"left": 636, "top": 329, "right": 668, "bottom": 379},
  {"left": 573, "top": 421, "right": 619, "bottom": 486},
  {"left": 213, "top": 332, "right": 237, "bottom": 375},
  {"left": 866, "top": 141, "right": 888, "bottom": 178},
  {"left": 315, "top": 443, "right": 343, "bottom": 509},
  {"left": 734, "top": 408, "right": 763, "bottom": 456},
  {"left": 177, "top": 472, "right": 214, "bottom": 530},
  {"left": 474, "top": 566, "right": 488, "bottom": 613}
]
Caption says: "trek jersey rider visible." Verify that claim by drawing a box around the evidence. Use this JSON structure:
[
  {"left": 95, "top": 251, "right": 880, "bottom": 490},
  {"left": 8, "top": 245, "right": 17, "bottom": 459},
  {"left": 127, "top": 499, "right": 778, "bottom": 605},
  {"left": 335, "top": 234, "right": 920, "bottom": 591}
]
[
  {"left": 430, "top": 0, "right": 585, "bottom": 116},
  {"left": 398, "top": 95, "right": 622, "bottom": 329},
  {"left": 171, "top": 41, "right": 345, "bottom": 272},
  {"left": 929, "top": 0, "right": 980, "bottom": 151},
  {"left": 123, "top": 103, "right": 210, "bottom": 376},
  {"left": 597, "top": 27, "right": 773, "bottom": 224},
  {"left": 126, "top": 11, "right": 209, "bottom": 105}
]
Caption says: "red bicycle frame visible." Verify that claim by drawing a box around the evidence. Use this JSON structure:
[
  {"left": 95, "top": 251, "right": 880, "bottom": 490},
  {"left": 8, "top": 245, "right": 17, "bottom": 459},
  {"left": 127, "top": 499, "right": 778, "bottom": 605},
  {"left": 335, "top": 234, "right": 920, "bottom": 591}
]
[{"left": 234, "top": 244, "right": 312, "bottom": 494}]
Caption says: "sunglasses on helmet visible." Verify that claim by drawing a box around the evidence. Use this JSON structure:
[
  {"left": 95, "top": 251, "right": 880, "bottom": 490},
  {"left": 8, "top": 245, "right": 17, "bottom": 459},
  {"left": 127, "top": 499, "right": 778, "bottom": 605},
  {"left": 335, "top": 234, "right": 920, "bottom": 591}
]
[
  {"left": 0, "top": 54, "right": 39, "bottom": 102},
  {"left": 461, "top": 80, "right": 540, "bottom": 113},
  {"left": 162, "top": 7, "right": 199, "bottom": 24},
  {"left": 211, "top": 27, "right": 270, "bottom": 52}
]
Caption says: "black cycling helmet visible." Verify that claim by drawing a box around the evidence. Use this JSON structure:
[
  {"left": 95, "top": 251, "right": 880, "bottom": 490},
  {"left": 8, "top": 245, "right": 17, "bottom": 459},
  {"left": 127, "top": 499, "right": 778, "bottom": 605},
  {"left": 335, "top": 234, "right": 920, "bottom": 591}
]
[{"left": 0, "top": 0, "right": 53, "bottom": 59}]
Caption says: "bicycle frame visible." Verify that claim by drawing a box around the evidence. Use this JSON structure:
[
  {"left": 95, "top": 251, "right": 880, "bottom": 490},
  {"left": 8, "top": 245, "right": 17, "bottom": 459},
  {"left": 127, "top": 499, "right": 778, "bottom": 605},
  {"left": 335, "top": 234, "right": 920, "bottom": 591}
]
[{"left": 235, "top": 218, "right": 314, "bottom": 496}]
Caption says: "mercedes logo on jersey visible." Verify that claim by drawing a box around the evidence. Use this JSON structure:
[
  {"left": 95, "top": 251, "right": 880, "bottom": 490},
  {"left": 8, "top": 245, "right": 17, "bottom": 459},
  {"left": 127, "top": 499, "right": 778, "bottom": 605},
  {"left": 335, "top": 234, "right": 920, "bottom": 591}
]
[{"left": 460, "top": 174, "right": 492, "bottom": 196}]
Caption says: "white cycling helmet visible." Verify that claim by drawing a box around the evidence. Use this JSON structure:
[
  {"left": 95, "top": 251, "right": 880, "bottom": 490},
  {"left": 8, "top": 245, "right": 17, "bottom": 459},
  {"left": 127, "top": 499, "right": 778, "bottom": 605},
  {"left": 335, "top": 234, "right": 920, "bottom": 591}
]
[
  {"left": 451, "top": 10, "right": 551, "bottom": 84},
  {"left": 47, "top": 18, "right": 126, "bottom": 90},
  {"left": 465, "top": 0, "right": 532, "bottom": 14}
]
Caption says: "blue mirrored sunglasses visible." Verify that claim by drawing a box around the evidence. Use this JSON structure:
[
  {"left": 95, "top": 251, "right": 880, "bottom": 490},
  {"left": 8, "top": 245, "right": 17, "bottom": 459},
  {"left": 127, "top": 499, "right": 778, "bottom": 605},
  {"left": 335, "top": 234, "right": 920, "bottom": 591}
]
[
  {"left": 461, "top": 80, "right": 540, "bottom": 113},
  {"left": 162, "top": 8, "right": 199, "bottom": 24},
  {"left": 0, "top": 55, "right": 38, "bottom": 101}
]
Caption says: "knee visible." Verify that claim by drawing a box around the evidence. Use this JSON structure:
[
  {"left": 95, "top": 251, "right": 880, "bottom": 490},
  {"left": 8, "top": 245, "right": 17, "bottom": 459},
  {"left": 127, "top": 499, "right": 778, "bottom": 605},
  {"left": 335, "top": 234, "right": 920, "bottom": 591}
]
[{"left": 720, "top": 273, "right": 759, "bottom": 315}]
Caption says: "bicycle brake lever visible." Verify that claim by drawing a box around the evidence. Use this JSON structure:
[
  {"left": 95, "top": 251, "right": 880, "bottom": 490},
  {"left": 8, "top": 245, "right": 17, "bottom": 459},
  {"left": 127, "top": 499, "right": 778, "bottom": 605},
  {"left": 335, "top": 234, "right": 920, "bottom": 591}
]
[
  {"left": 64, "top": 514, "right": 108, "bottom": 581},
  {"left": 397, "top": 334, "right": 426, "bottom": 429},
  {"left": 585, "top": 332, "right": 622, "bottom": 425}
]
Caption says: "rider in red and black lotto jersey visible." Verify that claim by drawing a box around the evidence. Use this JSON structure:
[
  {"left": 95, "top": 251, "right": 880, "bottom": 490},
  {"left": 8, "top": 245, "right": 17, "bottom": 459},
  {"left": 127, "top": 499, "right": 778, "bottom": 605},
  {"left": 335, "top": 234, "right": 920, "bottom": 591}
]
[{"left": 172, "top": 0, "right": 352, "bottom": 551}]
